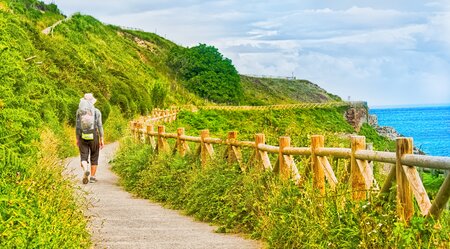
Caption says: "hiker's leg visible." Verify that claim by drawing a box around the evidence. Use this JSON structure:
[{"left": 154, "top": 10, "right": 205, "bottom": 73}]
[
  {"left": 79, "top": 139, "right": 89, "bottom": 172},
  {"left": 91, "top": 165, "right": 97, "bottom": 177},
  {"left": 79, "top": 139, "right": 91, "bottom": 184},
  {"left": 90, "top": 138, "right": 100, "bottom": 177}
]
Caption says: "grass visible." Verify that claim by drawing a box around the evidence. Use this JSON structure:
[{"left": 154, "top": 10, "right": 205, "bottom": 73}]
[
  {"left": 166, "top": 107, "right": 393, "bottom": 151},
  {"left": 240, "top": 75, "right": 342, "bottom": 105},
  {"left": 112, "top": 137, "right": 450, "bottom": 248},
  {"left": 113, "top": 108, "right": 448, "bottom": 248},
  {"left": 0, "top": 129, "right": 91, "bottom": 248}
]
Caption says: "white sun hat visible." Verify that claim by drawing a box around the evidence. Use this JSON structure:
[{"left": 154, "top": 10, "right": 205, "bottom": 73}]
[{"left": 84, "top": 93, "right": 97, "bottom": 105}]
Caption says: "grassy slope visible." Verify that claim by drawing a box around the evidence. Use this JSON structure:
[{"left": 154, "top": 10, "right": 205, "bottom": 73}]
[{"left": 241, "top": 75, "right": 342, "bottom": 105}]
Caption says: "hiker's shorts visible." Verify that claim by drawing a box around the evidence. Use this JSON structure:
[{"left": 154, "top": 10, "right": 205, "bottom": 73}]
[{"left": 79, "top": 136, "right": 100, "bottom": 165}]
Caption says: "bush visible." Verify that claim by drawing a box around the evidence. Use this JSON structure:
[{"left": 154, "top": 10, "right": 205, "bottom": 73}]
[
  {"left": 151, "top": 80, "right": 168, "bottom": 108},
  {"left": 0, "top": 129, "right": 91, "bottom": 248},
  {"left": 167, "top": 44, "right": 243, "bottom": 104}
]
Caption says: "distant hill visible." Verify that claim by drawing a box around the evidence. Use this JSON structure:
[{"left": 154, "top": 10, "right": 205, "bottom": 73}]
[{"left": 241, "top": 75, "right": 342, "bottom": 105}]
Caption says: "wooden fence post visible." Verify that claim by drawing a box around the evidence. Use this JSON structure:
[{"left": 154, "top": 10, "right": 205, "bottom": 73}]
[
  {"left": 171, "top": 110, "right": 177, "bottom": 122},
  {"left": 396, "top": 137, "right": 431, "bottom": 220},
  {"left": 366, "top": 143, "right": 379, "bottom": 190},
  {"left": 174, "top": 127, "right": 189, "bottom": 156},
  {"left": 200, "top": 129, "right": 214, "bottom": 168},
  {"left": 138, "top": 122, "right": 145, "bottom": 143},
  {"left": 254, "top": 133, "right": 272, "bottom": 170},
  {"left": 351, "top": 136, "right": 369, "bottom": 200},
  {"left": 396, "top": 137, "right": 414, "bottom": 221},
  {"left": 224, "top": 131, "right": 243, "bottom": 170},
  {"left": 311, "top": 135, "right": 325, "bottom": 195},
  {"left": 163, "top": 109, "right": 169, "bottom": 122},
  {"left": 278, "top": 136, "right": 291, "bottom": 180},
  {"left": 132, "top": 122, "right": 139, "bottom": 141},
  {"left": 146, "top": 124, "right": 156, "bottom": 150},
  {"left": 429, "top": 173, "right": 450, "bottom": 219},
  {"left": 156, "top": 125, "right": 169, "bottom": 153},
  {"left": 379, "top": 165, "right": 396, "bottom": 198}
]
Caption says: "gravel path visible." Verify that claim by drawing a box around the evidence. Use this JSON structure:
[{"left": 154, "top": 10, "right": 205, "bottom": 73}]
[{"left": 66, "top": 142, "right": 263, "bottom": 249}]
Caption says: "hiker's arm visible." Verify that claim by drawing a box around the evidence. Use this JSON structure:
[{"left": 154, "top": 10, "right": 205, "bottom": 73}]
[
  {"left": 96, "top": 110, "right": 104, "bottom": 148},
  {"left": 75, "top": 110, "right": 81, "bottom": 146}
]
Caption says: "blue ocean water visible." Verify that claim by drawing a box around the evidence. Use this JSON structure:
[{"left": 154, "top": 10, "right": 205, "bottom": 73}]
[{"left": 370, "top": 105, "right": 450, "bottom": 157}]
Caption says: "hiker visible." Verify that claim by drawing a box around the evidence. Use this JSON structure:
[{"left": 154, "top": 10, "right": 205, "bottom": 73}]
[{"left": 76, "top": 93, "right": 104, "bottom": 184}]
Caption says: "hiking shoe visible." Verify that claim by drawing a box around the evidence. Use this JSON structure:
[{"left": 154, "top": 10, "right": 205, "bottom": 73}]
[
  {"left": 82, "top": 171, "right": 90, "bottom": 184},
  {"left": 89, "top": 177, "right": 97, "bottom": 183}
]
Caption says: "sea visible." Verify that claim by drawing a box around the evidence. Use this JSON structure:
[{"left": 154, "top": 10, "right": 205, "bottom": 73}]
[{"left": 370, "top": 105, "right": 450, "bottom": 157}]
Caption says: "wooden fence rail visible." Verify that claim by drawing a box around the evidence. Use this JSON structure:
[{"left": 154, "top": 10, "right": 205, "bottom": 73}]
[
  {"left": 130, "top": 112, "right": 450, "bottom": 221},
  {"left": 178, "top": 102, "right": 349, "bottom": 112}
]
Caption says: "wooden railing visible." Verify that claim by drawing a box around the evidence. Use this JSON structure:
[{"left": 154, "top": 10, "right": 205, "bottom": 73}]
[
  {"left": 130, "top": 112, "right": 450, "bottom": 221},
  {"left": 179, "top": 102, "right": 349, "bottom": 112},
  {"left": 132, "top": 108, "right": 178, "bottom": 125}
]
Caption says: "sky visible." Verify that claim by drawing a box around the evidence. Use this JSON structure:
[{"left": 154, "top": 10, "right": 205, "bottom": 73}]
[{"left": 44, "top": 0, "right": 450, "bottom": 107}]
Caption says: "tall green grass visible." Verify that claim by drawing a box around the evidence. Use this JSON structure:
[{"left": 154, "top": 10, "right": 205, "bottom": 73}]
[
  {"left": 0, "top": 129, "right": 91, "bottom": 248},
  {"left": 112, "top": 138, "right": 449, "bottom": 248}
]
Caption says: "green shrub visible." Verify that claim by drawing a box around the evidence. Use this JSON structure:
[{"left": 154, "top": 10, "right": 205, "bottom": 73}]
[
  {"left": 103, "top": 106, "right": 130, "bottom": 143},
  {"left": 167, "top": 44, "right": 243, "bottom": 104},
  {"left": 151, "top": 80, "right": 168, "bottom": 108},
  {"left": 0, "top": 129, "right": 90, "bottom": 248}
]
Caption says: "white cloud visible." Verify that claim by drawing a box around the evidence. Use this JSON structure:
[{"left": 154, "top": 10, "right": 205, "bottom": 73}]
[{"left": 44, "top": 0, "right": 450, "bottom": 106}]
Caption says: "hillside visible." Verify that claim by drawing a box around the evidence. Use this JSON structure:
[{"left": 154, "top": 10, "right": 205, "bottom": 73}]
[
  {"left": 0, "top": 0, "right": 346, "bottom": 155},
  {"left": 241, "top": 75, "right": 341, "bottom": 105}
]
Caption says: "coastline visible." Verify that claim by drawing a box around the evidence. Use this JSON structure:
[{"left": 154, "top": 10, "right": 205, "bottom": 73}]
[
  {"left": 368, "top": 114, "right": 426, "bottom": 155},
  {"left": 369, "top": 104, "right": 450, "bottom": 157}
]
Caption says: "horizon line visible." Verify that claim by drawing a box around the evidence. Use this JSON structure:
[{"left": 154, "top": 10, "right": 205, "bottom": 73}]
[{"left": 369, "top": 102, "right": 450, "bottom": 109}]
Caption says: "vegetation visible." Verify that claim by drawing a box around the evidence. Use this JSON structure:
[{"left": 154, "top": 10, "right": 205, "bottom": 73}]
[
  {"left": 241, "top": 75, "right": 342, "bottom": 105},
  {"left": 167, "top": 44, "right": 243, "bottom": 104},
  {"left": 0, "top": 0, "right": 189, "bottom": 246},
  {"left": 0, "top": 129, "right": 90, "bottom": 248},
  {"left": 165, "top": 107, "right": 393, "bottom": 150},
  {"left": 112, "top": 138, "right": 450, "bottom": 248},
  {"left": 112, "top": 108, "right": 449, "bottom": 248}
]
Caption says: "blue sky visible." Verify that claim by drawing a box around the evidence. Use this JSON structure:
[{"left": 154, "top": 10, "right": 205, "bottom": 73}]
[{"left": 45, "top": 0, "right": 450, "bottom": 107}]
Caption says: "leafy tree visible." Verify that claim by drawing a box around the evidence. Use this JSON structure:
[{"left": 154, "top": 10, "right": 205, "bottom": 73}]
[{"left": 167, "top": 44, "right": 243, "bottom": 104}]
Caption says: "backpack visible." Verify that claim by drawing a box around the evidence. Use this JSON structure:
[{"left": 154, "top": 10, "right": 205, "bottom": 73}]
[{"left": 78, "top": 99, "right": 96, "bottom": 140}]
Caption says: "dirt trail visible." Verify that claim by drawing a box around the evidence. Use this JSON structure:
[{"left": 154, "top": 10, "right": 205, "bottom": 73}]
[{"left": 66, "top": 142, "right": 262, "bottom": 249}]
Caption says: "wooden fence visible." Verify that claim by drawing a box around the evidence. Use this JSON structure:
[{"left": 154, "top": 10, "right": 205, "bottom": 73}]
[
  {"left": 178, "top": 102, "right": 349, "bottom": 112},
  {"left": 133, "top": 108, "right": 178, "bottom": 124},
  {"left": 130, "top": 110, "right": 450, "bottom": 221}
]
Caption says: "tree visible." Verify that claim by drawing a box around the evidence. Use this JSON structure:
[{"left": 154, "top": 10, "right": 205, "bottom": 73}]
[{"left": 167, "top": 44, "right": 243, "bottom": 104}]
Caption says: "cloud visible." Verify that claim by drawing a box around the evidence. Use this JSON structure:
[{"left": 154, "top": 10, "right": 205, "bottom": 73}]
[{"left": 44, "top": 0, "right": 450, "bottom": 106}]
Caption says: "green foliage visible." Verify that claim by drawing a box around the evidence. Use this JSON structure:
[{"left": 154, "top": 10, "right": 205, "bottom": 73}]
[
  {"left": 241, "top": 75, "right": 342, "bottom": 105},
  {"left": 113, "top": 139, "right": 450, "bottom": 248},
  {"left": 151, "top": 80, "right": 168, "bottom": 108},
  {"left": 0, "top": 130, "right": 90, "bottom": 248},
  {"left": 421, "top": 172, "right": 445, "bottom": 199},
  {"left": 167, "top": 44, "right": 243, "bottom": 104},
  {"left": 168, "top": 107, "right": 354, "bottom": 147},
  {"left": 103, "top": 106, "right": 129, "bottom": 143},
  {"left": 358, "top": 124, "right": 396, "bottom": 151}
]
